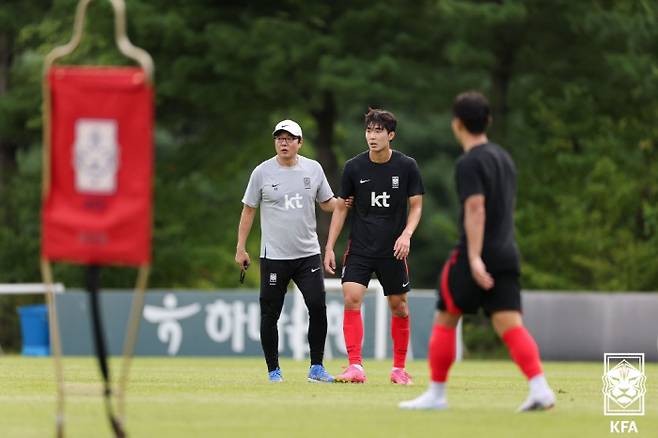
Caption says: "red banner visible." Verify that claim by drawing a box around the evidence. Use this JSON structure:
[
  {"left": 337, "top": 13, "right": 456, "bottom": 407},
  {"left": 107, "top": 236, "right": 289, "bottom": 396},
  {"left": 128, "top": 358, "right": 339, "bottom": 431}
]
[{"left": 42, "top": 66, "right": 153, "bottom": 266}]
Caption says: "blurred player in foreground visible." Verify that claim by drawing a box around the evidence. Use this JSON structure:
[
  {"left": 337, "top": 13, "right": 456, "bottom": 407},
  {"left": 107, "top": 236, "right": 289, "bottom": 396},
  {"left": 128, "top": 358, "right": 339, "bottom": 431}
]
[{"left": 399, "top": 92, "right": 556, "bottom": 411}]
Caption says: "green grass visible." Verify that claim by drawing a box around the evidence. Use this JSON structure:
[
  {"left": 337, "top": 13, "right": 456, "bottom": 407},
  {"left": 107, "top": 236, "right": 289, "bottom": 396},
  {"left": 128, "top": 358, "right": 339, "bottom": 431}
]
[{"left": 0, "top": 357, "right": 656, "bottom": 437}]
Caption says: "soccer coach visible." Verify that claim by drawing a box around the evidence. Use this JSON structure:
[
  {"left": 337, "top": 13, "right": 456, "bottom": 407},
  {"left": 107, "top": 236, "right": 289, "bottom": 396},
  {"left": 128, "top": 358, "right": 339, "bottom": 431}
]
[{"left": 235, "top": 119, "right": 338, "bottom": 384}]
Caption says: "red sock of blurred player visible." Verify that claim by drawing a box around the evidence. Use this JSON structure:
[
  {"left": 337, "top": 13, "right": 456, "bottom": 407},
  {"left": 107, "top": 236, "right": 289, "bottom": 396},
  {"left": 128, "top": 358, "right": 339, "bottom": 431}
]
[
  {"left": 428, "top": 324, "right": 456, "bottom": 382},
  {"left": 391, "top": 315, "right": 410, "bottom": 368},
  {"left": 502, "top": 325, "right": 543, "bottom": 379},
  {"left": 343, "top": 309, "right": 363, "bottom": 365}
]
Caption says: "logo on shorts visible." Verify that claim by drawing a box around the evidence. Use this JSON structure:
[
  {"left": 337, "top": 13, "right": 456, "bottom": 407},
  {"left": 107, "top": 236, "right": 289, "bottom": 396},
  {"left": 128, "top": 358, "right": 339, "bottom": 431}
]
[
  {"left": 269, "top": 273, "right": 277, "bottom": 285},
  {"left": 392, "top": 176, "right": 399, "bottom": 189},
  {"left": 303, "top": 177, "right": 311, "bottom": 189},
  {"left": 311, "top": 267, "right": 321, "bottom": 273},
  {"left": 603, "top": 353, "right": 646, "bottom": 416}
]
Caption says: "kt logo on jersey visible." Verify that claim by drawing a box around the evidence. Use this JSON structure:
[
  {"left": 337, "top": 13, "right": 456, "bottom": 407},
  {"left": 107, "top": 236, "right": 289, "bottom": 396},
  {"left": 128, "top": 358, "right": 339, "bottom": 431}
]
[
  {"left": 371, "top": 192, "right": 390, "bottom": 207},
  {"left": 284, "top": 193, "right": 303, "bottom": 210}
]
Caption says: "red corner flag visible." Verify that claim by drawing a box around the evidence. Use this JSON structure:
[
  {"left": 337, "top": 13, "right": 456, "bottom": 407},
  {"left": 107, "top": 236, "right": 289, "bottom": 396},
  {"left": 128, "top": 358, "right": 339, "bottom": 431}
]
[{"left": 42, "top": 66, "right": 153, "bottom": 266}]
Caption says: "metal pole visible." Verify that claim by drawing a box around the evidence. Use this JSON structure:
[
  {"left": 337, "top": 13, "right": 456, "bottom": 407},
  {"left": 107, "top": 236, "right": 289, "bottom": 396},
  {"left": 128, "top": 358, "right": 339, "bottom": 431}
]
[
  {"left": 116, "top": 264, "right": 150, "bottom": 423},
  {"left": 41, "top": 258, "right": 66, "bottom": 438}
]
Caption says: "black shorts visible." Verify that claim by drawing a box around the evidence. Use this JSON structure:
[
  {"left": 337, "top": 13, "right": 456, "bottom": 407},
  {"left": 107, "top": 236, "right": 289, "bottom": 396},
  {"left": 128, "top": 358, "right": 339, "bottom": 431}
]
[
  {"left": 341, "top": 254, "right": 410, "bottom": 296},
  {"left": 436, "top": 249, "right": 521, "bottom": 315},
  {"left": 260, "top": 254, "right": 325, "bottom": 303}
]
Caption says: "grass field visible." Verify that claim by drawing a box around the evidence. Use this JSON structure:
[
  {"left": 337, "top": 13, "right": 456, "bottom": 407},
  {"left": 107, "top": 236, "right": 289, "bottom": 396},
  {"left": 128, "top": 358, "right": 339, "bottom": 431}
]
[{"left": 0, "top": 356, "right": 656, "bottom": 437}]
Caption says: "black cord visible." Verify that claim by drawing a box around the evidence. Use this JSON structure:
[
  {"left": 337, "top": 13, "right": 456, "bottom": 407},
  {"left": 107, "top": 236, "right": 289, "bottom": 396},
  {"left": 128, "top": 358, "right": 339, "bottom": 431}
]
[{"left": 87, "top": 265, "right": 126, "bottom": 438}]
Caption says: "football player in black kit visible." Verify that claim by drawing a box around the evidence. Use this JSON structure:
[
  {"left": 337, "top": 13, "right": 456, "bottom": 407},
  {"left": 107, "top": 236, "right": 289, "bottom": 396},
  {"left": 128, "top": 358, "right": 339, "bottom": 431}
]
[
  {"left": 324, "top": 108, "right": 424, "bottom": 384},
  {"left": 399, "top": 91, "right": 556, "bottom": 411}
]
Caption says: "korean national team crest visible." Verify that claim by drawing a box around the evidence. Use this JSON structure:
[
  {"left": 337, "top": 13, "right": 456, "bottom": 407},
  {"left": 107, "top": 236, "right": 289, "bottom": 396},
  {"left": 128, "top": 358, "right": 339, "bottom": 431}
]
[
  {"left": 392, "top": 176, "right": 399, "bottom": 189},
  {"left": 73, "top": 118, "right": 120, "bottom": 194},
  {"left": 603, "top": 353, "right": 646, "bottom": 416},
  {"left": 303, "top": 177, "right": 311, "bottom": 189}
]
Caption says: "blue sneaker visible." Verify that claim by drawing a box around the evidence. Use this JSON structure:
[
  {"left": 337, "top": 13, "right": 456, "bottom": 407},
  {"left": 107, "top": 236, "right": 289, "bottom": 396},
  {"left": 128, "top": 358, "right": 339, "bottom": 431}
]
[
  {"left": 268, "top": 367, "right": 284, "bottom": 383},
  {"left": 308, "top": 364, "right": 334, "bottom": 383}
]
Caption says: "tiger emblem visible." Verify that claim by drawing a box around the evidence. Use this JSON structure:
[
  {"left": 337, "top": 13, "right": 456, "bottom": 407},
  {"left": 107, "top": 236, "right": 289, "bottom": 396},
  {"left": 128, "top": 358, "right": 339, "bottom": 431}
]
[{"left": 602, "top": 359, "right": 646, "bottom": 408}]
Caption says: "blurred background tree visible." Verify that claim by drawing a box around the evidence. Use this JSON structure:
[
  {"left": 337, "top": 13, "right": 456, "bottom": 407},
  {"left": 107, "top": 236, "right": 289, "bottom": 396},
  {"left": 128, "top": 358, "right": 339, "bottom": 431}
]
[{"left": 0, "top": 0, "right": 656, "bottom": 301}]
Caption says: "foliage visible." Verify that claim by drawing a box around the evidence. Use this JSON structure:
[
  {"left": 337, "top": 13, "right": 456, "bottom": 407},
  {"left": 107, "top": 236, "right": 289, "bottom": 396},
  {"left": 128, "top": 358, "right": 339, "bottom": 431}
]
[{"left": 0, "top": 0, "right": 656, "bottom": 299}]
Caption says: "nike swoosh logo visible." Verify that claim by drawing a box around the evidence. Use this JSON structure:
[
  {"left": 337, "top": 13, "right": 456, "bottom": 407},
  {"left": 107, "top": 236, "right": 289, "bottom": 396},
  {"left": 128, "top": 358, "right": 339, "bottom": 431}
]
[
  {"left": 271, "top": 184, "right": 280, "bottom": 188},
  {"left": 359, "top": 179, "right": 371, "bottom": 184},
  {"left": 311, "top": 267, "right": 321, "bottom": 272},
  {"left": 402, "top": 281, "right": 410, "bottom": 287}
]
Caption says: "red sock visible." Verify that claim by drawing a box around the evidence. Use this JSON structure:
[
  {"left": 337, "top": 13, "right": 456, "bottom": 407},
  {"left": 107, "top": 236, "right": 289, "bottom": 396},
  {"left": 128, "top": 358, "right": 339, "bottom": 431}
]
[
  {"left": 391, "top": 315, "right": 410, "bottom": 368},
  {"left": 502, "top": 326, "right": 543, "bottom": 379},
  {"left": 428, "top": 324, "right": 456, "bottom": 383},
  {"left": 343, "top": 309, "right": 363, "bottom": 365}
]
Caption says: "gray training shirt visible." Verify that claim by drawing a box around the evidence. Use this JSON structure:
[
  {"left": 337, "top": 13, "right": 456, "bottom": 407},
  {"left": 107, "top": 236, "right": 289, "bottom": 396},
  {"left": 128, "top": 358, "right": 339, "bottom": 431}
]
[{"left": 242, "top": 155, "right": 334, "bottom": 260}]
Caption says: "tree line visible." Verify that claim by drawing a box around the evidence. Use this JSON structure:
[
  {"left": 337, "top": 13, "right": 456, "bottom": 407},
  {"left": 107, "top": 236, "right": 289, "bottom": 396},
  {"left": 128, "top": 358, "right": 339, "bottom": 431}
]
[{"left": 1, "top": 0, "right": 656, "bottom": 299}]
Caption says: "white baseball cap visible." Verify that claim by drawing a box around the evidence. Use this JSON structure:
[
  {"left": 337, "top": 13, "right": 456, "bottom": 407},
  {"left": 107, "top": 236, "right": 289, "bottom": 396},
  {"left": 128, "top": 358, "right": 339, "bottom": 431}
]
[{"left": 272, "top": 119, "right": 303, "bottom": 138}]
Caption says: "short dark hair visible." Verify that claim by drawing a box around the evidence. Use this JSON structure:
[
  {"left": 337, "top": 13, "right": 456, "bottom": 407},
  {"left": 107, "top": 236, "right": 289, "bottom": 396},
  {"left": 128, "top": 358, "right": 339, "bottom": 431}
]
[
  {"left": 452, "top": 91, "right": 491, "bottom": 134},
  {"left": 364, "top": 107, "right": 397, "bottom": 133}
]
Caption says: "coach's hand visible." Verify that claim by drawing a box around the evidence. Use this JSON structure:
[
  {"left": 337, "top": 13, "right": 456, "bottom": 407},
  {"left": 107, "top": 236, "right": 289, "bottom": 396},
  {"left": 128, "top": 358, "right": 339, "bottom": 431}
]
[
  {"left": 235, "top": 249, "right": 251, "bottom": 270},
  {"left": 393, "top": 232, "right": 411, "bottom": 260},
  {"left": 469, "top": 256, "right": 494, "bottom": 290},
  {"left": 324, "top": 248, "right": 336, "bottom": 275}
]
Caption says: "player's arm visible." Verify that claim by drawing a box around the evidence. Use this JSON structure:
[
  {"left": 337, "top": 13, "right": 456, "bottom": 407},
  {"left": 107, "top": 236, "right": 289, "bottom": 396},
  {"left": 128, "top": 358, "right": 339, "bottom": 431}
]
[
  {"left": 393, "top": 194, "right": 423, "bottom": 260},
  {"left": 235, "top": 204, "right": 256, "bottom": 269},
  {"left": 317, "top": 166, "right": 353, "bottom": 213},
  {"left": 464, "top": 194, "right": 494, "bottom": 290},
  {"left": 319, "top": 196, "right": 354, "bottom": 212},
  {"left": 319, "top": 197, "right": 336, "bottom": 212},
  {"left": 323, "top": 199, "right": 348, "bottom": 275}
]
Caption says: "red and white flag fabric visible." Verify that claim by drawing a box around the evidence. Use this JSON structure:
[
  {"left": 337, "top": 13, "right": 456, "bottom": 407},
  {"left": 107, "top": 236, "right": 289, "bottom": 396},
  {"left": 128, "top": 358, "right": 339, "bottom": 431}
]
[{"left": 42, "top": 66, "right": 153, "bottom": 266}]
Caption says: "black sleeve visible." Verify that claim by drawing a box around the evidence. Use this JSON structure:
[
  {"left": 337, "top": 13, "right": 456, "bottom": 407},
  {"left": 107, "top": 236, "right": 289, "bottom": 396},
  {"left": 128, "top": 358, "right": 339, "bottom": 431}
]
[
  {"left": 455, "top": 156, "right": 484, "bottom": 202},
  {"left": 407, "top": 157, "right": 425, "bottom": 196},
  {"left": 339, "top": 161, "right": 355, "bottom": 199}
]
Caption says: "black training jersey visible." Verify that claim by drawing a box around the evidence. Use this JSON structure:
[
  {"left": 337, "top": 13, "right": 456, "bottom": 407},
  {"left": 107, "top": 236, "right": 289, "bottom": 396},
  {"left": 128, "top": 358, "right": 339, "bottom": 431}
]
[
  {"left": 455, "top": 142, "right": 520, "bottom": 272},
  {"left": 340, "top": 150, "right": 424, "bottom": 258}
]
